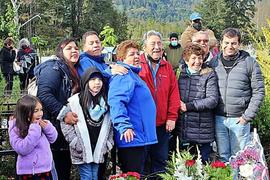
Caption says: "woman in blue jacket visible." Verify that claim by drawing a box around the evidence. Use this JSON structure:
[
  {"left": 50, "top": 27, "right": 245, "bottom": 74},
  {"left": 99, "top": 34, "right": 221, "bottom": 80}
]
[{"left": 108, "top": 40, "right": 157, "bottom": 174}]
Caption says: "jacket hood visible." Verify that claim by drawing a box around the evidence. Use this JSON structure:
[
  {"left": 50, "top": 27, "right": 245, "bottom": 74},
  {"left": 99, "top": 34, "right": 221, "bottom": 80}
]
[
  {"left": 80, "top": 67, "right": 104, "bottom": 90},
  {"left": 80, "top": 52, "right": 105, "bottom": 64},
  {"left": 34, "top": 58, "right": 69, "bottom": 77}
]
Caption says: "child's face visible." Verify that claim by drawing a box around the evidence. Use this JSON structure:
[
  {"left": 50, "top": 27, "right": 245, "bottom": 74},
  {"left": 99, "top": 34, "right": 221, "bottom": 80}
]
[
  {"left": 31, "top": 102, "right": 43, "bottom": 122},
  {"left": 88, "top": 77, "right": 103, "bottom": 96}
]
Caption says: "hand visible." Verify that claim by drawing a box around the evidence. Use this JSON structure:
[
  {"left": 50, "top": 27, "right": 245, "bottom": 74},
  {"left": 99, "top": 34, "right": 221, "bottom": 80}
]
[
  {"left": 121, "top": 129, "right": 135, "bottom": 143},
  {"left": 180, "top": 101, "right": 187, "bottom": 112},
  {"left": 166, "top": 120, "right": 175, "bottom": 132},
  {"left": 64, "top": 112, "right": 78, "bottom": 125},
  {"left": 237, "top": 116, "right": 247, "bottom": 125},
  {"left": 110, "top": 64, "right": 128, "bottom": 75},
  {"left": 39, "top": 119, "right": 48, "bottom": 129}
]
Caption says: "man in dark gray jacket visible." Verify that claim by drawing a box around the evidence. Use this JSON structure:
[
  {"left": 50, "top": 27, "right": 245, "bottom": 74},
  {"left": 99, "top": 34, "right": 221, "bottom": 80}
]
[{"left": 209, "top": 28, "right": 265, "bottom": 163}]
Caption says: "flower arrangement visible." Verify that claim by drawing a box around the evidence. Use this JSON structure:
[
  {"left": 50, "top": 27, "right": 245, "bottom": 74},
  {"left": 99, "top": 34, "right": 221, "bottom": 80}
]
[
  {"left": 229, "top": 129, "right": 269, "bottom": 180},
  {"left": 229, "top": 146, "right": 269, "bottom": 179},
  {"left": 109, "top": 172, "right": 140, "bottom": 180},
  {"left": 204, "top": 161, "right": 232, "bottom": 180},
  {"left": 159, "top": 145, "right": 233, "bottom": 180}
]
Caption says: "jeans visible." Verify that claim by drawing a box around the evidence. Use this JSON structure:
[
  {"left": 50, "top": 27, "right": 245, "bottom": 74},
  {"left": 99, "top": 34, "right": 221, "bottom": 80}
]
[
  {"left": 215, "top": 116, "right": 250, "bottom": 162},
  {"left": 78, "top": 163, "right": 99, "bottom": 180}
]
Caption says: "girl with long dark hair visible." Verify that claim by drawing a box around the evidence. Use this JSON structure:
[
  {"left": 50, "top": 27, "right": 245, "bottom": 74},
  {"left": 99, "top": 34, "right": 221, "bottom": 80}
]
[
  {"left": 58, "top": 67, "right": 113, "bottom": 180},
  {"left": 9, "top": 95, "right": 57, "bottom": 179}
]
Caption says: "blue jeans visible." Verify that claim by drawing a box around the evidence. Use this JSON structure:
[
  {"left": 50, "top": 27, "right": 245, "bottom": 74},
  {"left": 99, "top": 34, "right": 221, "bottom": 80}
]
[
  {"left": 215, "top": 116, "right": 250, "bottom": 162},
  {"left": 78, "top": 163, "right": 99, "bottom": 180}
]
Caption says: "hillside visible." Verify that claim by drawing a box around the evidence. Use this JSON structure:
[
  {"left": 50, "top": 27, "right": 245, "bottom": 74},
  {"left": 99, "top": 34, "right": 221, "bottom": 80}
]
[{"left": 113, "top": 0, "right": 201, "bottom": 22}]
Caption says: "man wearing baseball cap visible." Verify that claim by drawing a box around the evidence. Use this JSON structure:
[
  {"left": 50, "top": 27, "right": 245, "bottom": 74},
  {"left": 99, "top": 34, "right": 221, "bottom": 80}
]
[{"left": 180, "top": 12, "right": 217, "bottom": 49}]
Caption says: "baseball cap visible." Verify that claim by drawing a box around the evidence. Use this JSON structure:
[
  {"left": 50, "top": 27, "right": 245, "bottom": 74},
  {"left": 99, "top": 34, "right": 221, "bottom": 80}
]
[{"left": 189, "top": 12, "right": 202, "bottom": 21}]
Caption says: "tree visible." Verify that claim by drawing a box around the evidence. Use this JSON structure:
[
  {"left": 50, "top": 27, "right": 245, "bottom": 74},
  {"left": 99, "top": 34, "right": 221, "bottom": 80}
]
[{"left": 195, "top": 0, "right": 259, "bottom": 43}]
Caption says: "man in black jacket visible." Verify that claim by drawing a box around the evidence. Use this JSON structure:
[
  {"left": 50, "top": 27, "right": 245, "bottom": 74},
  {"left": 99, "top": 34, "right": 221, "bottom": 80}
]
[{"left": 0, "top": 37, "right": 16, "bottom": 96}]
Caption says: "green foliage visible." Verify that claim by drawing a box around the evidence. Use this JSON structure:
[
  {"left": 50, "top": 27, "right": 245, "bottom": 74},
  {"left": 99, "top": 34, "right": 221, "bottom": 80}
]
[
  {"left": 100, "top": 26, "right": 118, "bottom": 47},
  {"left": 195, "top": 0, "right": 257, "bottom": 43},
  {"left": 0, "top": 2, "right": 19, "bottom": 39},
  {"left": 113, "top": 0, "right": 201, "bottom": 22},
  {"left": 204, "top": 163, "right": 232, "bottom": 180}
]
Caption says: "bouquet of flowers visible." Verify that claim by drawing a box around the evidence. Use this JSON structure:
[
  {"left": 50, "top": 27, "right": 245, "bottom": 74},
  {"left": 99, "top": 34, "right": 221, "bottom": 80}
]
[
  {"left": 204, "top": 161, "right": 232, "bottom": 180},
  {"left": 109, "top": 172, "right": 140, "bottom": 180},
  {"left": 229, "top": 129, "right": 269, "bottom": 180}
]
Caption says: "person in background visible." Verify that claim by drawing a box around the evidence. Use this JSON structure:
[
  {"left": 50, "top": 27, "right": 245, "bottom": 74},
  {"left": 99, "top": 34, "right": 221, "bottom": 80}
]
[
  {"left": 17, "top": 38, "right": 38, "bottom": 90},
  {"left": 209, "top": 28, "right": 265, "bottom": 163},
  {"left": 108, "top": 40, "right": 157, "bottom": 174},
  {"left": 177, "top": 43, "right": 218, "bottom": 163},
  {"left": 35, "top": 38, "right": 80, "bottom": 180},
  {"left": 164, "top": 32, "right": 183, "bottom": 74},
  {"left": 139, "top": 30, "right": 180, "bottom": 178},
  {"left": 0, "top": 37, "right": 16, "bottom": 96},
  {"left": 58, "top": 67, "right": 113, "bottom": 180},
  {"left": 192, "top": 31, "right": 214, "bottom": 63},
  {"left": 180, "top": 12, "right": 217, "bottom": 50},
  {"left": 9, "top": 95, "right": 57, "bottom": 180}
]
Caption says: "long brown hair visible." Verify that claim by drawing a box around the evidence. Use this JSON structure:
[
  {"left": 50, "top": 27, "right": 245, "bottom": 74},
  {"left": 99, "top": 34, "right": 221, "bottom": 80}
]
[
  {"left": 14, "top": 95, "right": 41, "bottom": 138},
  {"left": 56, "top": 38, "right": 80, "bottom": 94}
]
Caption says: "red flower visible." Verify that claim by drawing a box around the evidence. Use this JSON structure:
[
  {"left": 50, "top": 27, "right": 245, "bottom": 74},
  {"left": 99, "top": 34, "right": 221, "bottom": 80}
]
[
  {"left": 185, "top": 160, "right": 196, "bottom": 167},
  {"left": 211, "top": 161, "right": 226, "bottom": 168},
  {"left": 127, "top": 172, "right": 140, "bottom": 178}
]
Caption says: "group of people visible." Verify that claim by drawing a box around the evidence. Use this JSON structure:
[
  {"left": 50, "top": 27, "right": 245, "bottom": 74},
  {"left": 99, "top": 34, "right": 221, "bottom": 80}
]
[
  {"left": 7, "top": 11, "right": 265, "bottom": 180},
  {"left": 0, "top": 37, "right": 38, "bottom": 96}
]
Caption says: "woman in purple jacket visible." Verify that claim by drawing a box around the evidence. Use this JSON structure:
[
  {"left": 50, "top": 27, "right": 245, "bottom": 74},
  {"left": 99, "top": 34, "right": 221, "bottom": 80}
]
[{"left": 9, "top": 95, "right": 57, "bottom": 179}]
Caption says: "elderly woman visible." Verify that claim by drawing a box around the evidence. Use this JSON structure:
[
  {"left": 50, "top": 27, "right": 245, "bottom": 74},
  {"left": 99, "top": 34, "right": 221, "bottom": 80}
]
[
  {"left": 176, "top": 43, "right": 218, "bottom": 162},
  {"left": 35, "top": 38, "right": 80, "bottom": 179},
  {"left": 17, "top": 38, "right": 38, "bottom": 90},
  {"left": 108, "top": 40, "right": 157, "bottom": 174}
]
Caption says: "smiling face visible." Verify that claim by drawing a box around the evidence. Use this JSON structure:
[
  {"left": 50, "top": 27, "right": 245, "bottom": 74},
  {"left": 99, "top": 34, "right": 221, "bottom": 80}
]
[
  {"left": 186, "top": 54, "right": 203, "bottom": 71},
  {"left": 83, "top": 34, "right": 102, "bottom": 57},
  {"left": 144, "top": 35, "right": 163, "bottom": 61},
  {"left": 31, "top": 102, "right": 43, "bottom": 122},
  {"left": 192, "top": 33, "right": 209, "bottom": 54},
  {"left": 88, "top": 76, "right": 103, "bottom": 96},
  {"left": 123, "top": 47, "right": 140, "bottom": 67},
  {"left": 221, "top": 36, "right": 240, "bottom": 57},
  {"left": 63, "top": 41, "right": 79, "bottom": 64}
]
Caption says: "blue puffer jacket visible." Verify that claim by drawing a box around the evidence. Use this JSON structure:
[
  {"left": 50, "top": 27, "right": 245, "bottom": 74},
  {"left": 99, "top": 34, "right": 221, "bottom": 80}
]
[
  {"left": 77, "top": 52, "right": 110, "bottom": 78},
  {"left": 35, "top": 59, "right": 72, "bottom": 150},
  {"left": 108, "top": 62, "right": 157, "bottom": 148},
  {"left": 177, "top": 65, "right": 219, "bottom": 143}
]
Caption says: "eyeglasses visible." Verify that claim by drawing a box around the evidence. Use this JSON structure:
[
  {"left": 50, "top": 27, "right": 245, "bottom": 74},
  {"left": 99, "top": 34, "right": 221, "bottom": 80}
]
[{"left": 194, "top": 39, "right": 209, "bottom": 43}]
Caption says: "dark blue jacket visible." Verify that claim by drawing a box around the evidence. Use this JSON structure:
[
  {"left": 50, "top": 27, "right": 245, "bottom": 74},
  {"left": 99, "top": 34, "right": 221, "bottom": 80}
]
[
  {"left": 35, "top": 59, "right": 72, "bottom": 150},
  {"left": 108, "top": 62, "right": 157, "bottom": 148},
  {"left": 177, "top": 66, "right": 218, "bottom": 143}
]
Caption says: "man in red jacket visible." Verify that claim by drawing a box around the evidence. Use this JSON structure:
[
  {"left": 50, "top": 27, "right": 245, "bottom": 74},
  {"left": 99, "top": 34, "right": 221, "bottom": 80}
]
[{"left": 139, "top": 30, "right": 180, "bottom": 177}]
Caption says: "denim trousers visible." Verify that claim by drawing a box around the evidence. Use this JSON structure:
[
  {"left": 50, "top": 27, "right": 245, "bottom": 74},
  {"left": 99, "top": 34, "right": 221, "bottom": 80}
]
[
  {"left": 215, "top": 116, "right": 250, "bottom": 162},
  {"left": 78, "top": 163, "right": 99, "bottom": 180}
]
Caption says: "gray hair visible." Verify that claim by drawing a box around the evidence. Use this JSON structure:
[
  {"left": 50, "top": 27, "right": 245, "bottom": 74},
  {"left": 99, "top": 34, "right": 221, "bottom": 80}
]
[
  {"left": 143, "top": 30, "right": 162, "bottom": 46},
  {"left": 191, "top": 31, "right": 209, "bottom": 42},
  {"left": 18, "top": 38, "right": 31, "bottom": 49}
]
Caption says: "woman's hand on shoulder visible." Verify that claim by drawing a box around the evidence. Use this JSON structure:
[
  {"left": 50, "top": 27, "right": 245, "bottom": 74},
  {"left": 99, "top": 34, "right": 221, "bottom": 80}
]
[{"left": 121, "top": 129, "right": 135, "bottom": 143}]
